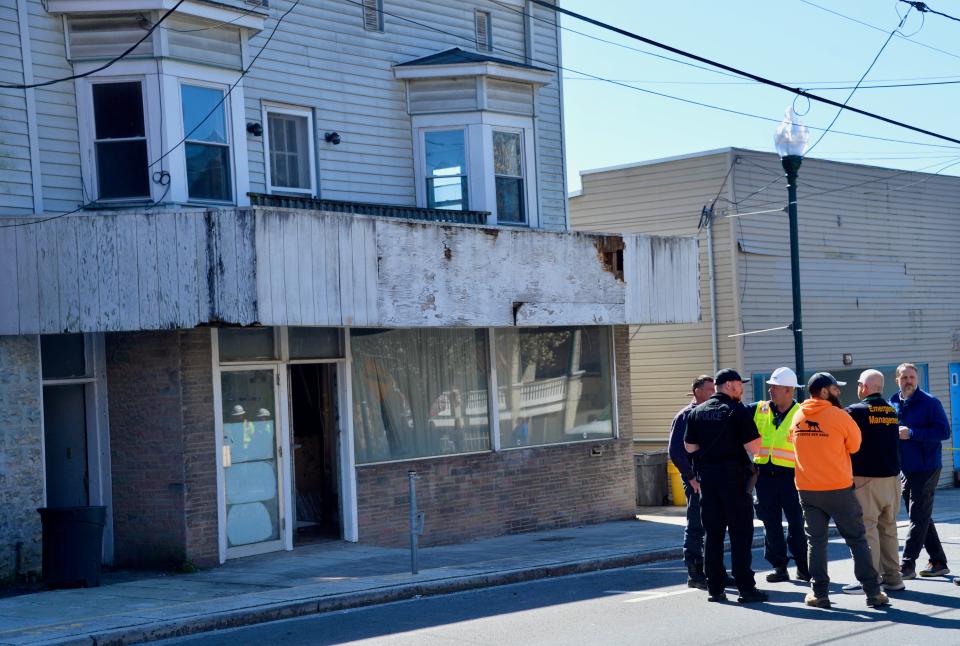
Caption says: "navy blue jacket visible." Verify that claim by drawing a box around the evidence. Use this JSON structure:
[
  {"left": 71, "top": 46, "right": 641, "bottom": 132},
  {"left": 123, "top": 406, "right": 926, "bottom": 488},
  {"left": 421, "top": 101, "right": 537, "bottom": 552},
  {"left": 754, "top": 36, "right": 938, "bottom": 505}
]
[
  {"left": 667, "top": 401, "right": 696, "bottom": 482},
  {"left": 890, "top": 388, "right": 951, "bottom": 473}
]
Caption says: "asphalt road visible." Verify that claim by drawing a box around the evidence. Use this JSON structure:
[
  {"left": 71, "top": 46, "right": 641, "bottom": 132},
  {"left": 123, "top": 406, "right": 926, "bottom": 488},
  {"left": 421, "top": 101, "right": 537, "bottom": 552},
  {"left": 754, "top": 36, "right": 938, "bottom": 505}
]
[{"left": 159, "top": 520, "right": 960, "bottom": 646}]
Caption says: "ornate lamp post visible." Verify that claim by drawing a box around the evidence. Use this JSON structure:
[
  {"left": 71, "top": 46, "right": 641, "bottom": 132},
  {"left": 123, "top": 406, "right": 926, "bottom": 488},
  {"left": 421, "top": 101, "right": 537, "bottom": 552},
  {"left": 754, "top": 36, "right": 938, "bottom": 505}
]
[{"left": 774, "top": 109, "right": 810, "bottom": 391}]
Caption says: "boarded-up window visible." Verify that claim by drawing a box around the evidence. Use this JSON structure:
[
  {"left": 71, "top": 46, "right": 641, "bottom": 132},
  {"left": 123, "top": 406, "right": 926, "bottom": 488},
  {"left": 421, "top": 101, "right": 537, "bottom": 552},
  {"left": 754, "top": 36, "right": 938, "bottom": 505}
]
[
  {"left": 475, "top": 10, "right": 492, "bottom": 52},
  {"left": 362, "top": 0, "right": 383, "bottom": 32}
]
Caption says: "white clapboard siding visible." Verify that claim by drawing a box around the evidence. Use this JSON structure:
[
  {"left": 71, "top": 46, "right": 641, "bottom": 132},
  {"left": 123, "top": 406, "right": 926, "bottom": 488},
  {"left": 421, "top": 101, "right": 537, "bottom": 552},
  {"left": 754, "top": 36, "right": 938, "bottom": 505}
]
[
  {"left": 165, "top": 15, "right": 242, "bottom": 70},
  {"left": 486, "top": 79, "right": 533, "bottom": 115},
  {"left": 66, "top": 14, "right": 154, "bottom": 60},
  {"left": 2, "top": 207, "right": 698, "bottom": 334},
  {"left": 408, "top": 78, "right": 478, "bottom": 114}
]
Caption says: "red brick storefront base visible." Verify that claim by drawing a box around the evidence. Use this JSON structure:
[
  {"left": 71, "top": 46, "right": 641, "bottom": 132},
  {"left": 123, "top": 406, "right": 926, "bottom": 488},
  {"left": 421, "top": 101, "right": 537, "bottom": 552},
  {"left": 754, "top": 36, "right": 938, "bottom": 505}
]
[{"left": 356, "top": 326, "right": 636, "bottom": 547}]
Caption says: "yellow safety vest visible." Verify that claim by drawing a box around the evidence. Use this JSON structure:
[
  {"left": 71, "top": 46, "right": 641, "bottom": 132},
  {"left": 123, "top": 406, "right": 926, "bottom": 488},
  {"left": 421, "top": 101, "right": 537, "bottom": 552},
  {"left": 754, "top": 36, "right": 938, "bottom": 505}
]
[{"left": 753, "top": 400, "right": 800, "bottom": 468}]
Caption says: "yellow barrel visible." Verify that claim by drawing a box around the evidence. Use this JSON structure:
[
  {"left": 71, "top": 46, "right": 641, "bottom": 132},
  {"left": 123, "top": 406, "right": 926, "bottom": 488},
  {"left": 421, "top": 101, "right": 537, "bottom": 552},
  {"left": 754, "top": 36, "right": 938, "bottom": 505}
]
[{"left": 667, "top": 461, "right": 687, "bottom": 506}]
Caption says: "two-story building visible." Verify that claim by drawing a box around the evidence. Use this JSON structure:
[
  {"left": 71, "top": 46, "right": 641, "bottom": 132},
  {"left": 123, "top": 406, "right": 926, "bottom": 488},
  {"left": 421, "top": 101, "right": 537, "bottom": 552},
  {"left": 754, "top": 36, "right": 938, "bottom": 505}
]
[{"left": 0, "top": 0, "right": 698, "bottom": 580}]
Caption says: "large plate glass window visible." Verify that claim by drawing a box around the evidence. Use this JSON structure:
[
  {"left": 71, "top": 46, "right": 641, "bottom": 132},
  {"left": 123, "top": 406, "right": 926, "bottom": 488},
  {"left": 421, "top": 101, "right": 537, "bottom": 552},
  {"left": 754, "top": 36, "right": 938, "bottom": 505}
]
[
  {"left": 496, "top": 326, "right": 614, "bottom": 448},
  {"left": 221, "top": 369, "right": 282, "bottom": 551},
  {"left": 266, "top": 107, "right": 315, "bottom": 193},
  {"left": 493, "top": 130, "right": 525, "bottom": 224},
  {"left": 351, "top": 329, "right": 489, "bottom": 463},
  {"left": 182, "top": 84, "right": 232, "bottom": 201},
  {"left": 92, "top": 81, "right": 150, "bottom": 200},
  {"left": 425, "top": 129, "right": 468, "bottom": 210}
]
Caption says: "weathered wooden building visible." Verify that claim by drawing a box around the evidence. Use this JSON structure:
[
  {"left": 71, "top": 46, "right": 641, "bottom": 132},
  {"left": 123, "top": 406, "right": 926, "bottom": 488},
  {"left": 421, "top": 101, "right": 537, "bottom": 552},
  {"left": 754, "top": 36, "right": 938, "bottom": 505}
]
[
  {"left": 569, "top": 148, "right": 960, "bottom": 487},
  {"left": 0, "top": 0, "right": 698, "bottom": 579}
]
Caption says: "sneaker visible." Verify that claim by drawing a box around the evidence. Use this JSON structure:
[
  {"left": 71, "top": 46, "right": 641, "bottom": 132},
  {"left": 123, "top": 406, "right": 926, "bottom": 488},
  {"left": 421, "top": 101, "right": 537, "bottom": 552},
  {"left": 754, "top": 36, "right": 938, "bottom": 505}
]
[
  {"left": 901, "top": 563, "right": 917, "bottom": 580},
  {"left": 737, "top": 588, "right": 769, "bottom": 604},
  {"left": 795, "top": 567, "right": 812, "bottom": 582},
  {"left": 805, "top": 593, "right": 831, "bottom": 608},
  {"left": 866, "top": 591, "right": 890, "bottom": 608},
  {"left": 707, "top": 592, "right": 728, "bottom": 602},
  {"left": 841, "top": 583, "right": 864, "bottom": 594},
  {"left": 919, "top": 562, "right": 950, "bottom": 577},
  {"left": 765, "top": 567, "right": 789, "bottom": 583},
  {"left": 882, "top": 581, "right": 906, "bottom": 592}
]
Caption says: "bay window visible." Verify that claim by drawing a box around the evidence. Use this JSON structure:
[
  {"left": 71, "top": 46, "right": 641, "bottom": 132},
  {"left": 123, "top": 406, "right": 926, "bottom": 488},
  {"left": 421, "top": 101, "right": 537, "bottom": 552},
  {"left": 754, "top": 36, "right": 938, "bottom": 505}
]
[
  {"left": 424, "top": 129, "right": 469, "bottom": 210},
  {"left": 182, "top": 84, "right": 232, "bottom": 202},
  {"left": 493, "top": 130, "right": 525, "bottom": 224},
  {"left": 92, "top": 81, "right": 150, "bottom": 200}
]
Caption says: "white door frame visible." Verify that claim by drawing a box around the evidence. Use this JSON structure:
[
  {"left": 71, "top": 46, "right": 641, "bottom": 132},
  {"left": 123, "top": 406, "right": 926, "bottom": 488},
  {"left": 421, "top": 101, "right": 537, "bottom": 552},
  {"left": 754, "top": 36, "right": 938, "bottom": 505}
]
[{"left": 212, "top": 349, "right": 292, "bottom": 562}]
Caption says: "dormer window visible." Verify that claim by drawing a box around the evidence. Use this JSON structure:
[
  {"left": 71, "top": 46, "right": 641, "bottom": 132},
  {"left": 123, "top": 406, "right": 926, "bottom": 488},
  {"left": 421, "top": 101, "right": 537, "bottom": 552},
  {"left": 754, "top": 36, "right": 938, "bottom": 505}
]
[{"left": 394, "top": 48, "right": 553, "bottom": 227}]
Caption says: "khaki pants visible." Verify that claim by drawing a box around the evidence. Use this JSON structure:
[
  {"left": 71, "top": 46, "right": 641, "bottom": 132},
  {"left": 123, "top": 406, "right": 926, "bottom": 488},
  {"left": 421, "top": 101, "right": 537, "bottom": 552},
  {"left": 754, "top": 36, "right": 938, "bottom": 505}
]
[{"left": 853, "top": 475, "right": 902, "bottom": 585}]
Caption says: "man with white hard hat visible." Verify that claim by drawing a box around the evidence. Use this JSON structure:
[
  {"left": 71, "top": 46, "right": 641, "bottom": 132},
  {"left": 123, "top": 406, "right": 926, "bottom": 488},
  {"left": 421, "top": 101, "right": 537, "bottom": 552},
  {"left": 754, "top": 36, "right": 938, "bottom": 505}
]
[{"left": 749, "top": 367, "right": 810, "bottom": 583}]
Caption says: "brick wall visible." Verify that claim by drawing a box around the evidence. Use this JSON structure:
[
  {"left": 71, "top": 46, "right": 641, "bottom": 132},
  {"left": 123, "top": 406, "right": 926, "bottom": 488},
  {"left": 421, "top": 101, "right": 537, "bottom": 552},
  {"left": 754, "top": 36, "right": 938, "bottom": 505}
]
[
  {"left": 106, "top": 329, "right": 218, "bottom": 568},
  {"left": 355, "top": 325, "right": 636, "bottom": 547},
  {"left": 0, "top": 336, "right": 44, "bottom": 581}
]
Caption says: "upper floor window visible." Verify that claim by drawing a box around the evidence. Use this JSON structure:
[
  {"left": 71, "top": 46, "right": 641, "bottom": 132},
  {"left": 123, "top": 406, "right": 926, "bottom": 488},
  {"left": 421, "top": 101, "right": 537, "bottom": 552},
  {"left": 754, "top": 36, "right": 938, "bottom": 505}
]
[
  {"left": 264, "top": 105, "right": 316, "bottom": 195},
  {"left": 182, "top": 84, "right": 232, "bottom": 202},
  {"left": 425, "top": 129, "right": 468, "bottom": 210},
  {"left": 92, "top": 81, "right": 150, "bottom": 200},
  {"left": 493, "top": 130, "right": 525, "bottom": 224}
]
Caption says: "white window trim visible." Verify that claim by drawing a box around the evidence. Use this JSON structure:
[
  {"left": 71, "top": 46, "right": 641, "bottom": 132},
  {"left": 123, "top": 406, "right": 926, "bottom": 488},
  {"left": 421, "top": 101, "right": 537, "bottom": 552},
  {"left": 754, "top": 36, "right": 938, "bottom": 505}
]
[
  {"left": 491, "top": 126, "right": 529, "bottom": 227},
  {"left": 177, "top": 78, "right": 236, "bottom": 205},
  {"left": 261, "top": 103, "right": 317, "bottom": 196},
  {"left": 74, "top": 59, "right": 250, "bottom": 207},
  {"left": 412, "top": 112, "right": 538, "bottom": 227}
]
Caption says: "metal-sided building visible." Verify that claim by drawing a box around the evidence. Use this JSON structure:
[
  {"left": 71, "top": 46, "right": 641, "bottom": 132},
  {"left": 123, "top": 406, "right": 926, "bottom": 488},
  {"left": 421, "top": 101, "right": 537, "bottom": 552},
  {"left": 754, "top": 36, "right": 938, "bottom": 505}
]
[
  {"left": 0, "top": 0, "right": 699, "bottom": 580},
  {"left": 569, "top": 147, "right": 960, "bottom": 487}
]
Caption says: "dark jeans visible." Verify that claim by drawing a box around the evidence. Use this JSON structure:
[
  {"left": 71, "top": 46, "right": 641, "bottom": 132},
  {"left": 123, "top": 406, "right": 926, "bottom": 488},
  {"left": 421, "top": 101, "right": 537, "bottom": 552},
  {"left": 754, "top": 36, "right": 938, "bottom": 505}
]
[
  {"left": 901, "top": 468, "right": 947, "bottom": 565},
  {"left": 682, "top": 480, "right": 704, "bottom": 566},
  {"left": 754, "top": 468, "right": 808, "bottom": 571},
  {"left": 698, "top": 466, "right": 756, "bottom": 596},
  {"left": 799, "top": 488, "right": 880, "bottom": 598}
]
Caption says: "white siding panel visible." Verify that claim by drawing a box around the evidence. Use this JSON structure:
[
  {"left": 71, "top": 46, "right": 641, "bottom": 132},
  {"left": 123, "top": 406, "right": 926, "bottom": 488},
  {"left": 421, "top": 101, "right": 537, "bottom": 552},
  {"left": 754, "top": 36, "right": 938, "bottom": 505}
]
[
  {"left": 76, "top": 215, "right": 99, "bottom": 330},
  {"left": 0, "top": 223, "right": 18, "bottom": 332},
  {"left": 407, "top": 78, "right": 477, "bottom": 114},
  {"left": 486, "top": 79, "right": 533, "bottom": 115},
  {"left": 94, "top": 214, "right": 119, "bottom": 330},
  {"left": 135, "top": 213, "right": 160, "bottom": 329},
  {"left": 15, "top": 221, "right": 40, "bottom": 332}
]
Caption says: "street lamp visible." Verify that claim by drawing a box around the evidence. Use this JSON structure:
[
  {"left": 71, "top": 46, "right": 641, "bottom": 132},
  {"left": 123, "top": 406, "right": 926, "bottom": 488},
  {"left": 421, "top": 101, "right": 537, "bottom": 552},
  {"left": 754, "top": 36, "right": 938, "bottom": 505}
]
[{"left": 774, "top": 109, "right": 809, "bottom": 393}]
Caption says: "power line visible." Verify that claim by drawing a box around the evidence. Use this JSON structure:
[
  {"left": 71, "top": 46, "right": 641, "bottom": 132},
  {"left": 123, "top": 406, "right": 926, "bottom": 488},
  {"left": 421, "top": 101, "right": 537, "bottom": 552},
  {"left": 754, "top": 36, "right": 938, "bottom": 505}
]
[
  {"left": 527, "top": 0, "right": 960, "bottom": 147},
  {"left": 137, "top": 2, "right": 266, "bottom": 34},
  {"left": 797, "top": 0, "right": 960, "bottom": 61},
  {"left": 805, "top": 6, "right": 914, "bottom": 155},
  {"left": 900, "top": 0, "right": 960, "bottom": 24},
  {"left": 563, "top": 75, "right": 960, "bottom": 90},
  {"left": 0, "top": 0, "right": 186, "bottom": 90}
]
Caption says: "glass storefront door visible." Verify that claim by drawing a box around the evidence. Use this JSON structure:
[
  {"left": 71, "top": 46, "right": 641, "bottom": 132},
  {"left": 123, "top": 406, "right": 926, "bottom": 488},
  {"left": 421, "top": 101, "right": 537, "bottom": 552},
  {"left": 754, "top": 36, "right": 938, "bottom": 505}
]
[{"left": 220, "top": 368, "right": 285, "bottom": 557}]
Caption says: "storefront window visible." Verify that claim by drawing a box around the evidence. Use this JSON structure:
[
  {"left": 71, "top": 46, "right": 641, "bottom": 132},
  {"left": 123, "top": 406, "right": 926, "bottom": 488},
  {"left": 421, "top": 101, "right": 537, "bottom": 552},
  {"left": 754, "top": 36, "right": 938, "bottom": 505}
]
[
  {"left": 351, "top": 328, "right": 490, "bottom": 463},
  {"left": 495, "top": 327, "right": 614, "bottom": 448}
]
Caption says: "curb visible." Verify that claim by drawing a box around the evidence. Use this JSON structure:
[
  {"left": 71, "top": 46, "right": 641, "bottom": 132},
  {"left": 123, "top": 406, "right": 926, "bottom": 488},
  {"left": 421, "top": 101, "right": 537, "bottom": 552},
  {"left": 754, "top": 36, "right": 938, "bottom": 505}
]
[{"left": 37, "top": 526, "right": 840, "bottom": 645}]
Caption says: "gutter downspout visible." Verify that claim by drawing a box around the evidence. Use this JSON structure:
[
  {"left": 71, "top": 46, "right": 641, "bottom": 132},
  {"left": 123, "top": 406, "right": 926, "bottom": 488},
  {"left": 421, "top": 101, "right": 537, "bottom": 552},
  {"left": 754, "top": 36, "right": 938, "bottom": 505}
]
[{"left": 707, "top": 208, "right": 718, "bottom": 374}]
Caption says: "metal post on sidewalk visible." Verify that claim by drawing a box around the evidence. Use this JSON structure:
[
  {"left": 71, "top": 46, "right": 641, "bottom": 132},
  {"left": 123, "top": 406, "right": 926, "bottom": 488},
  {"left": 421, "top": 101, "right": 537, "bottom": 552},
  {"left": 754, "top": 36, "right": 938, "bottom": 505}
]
[{"left": 408, "top": 470, "right": 422, "bottom": 574}]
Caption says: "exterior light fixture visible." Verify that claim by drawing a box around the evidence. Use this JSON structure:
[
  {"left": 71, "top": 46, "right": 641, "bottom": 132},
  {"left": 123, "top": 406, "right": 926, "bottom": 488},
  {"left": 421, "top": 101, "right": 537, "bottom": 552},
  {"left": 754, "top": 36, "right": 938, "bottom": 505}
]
[
  {"left": 324, "top": 131, "right": 341, "bottom": 145},
  {"left": 246, "top": 122, "right": 263, "bottom": 137}
]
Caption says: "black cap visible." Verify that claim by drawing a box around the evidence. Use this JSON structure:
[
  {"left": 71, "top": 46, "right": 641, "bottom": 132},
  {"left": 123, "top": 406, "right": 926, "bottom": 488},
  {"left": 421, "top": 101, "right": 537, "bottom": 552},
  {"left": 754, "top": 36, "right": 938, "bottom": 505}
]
[
  {"left": 807, "top": 372, "right": 847, "bottom": 393},
  {"left": 714, "top": 368, "right": 743, "bottom": 386}
]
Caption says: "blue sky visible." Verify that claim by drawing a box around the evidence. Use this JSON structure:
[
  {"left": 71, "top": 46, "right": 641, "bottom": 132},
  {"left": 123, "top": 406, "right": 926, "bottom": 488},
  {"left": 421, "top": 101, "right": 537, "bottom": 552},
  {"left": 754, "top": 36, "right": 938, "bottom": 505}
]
[{"left": 559, "top": 0, "right": 960, "bottom": 192}]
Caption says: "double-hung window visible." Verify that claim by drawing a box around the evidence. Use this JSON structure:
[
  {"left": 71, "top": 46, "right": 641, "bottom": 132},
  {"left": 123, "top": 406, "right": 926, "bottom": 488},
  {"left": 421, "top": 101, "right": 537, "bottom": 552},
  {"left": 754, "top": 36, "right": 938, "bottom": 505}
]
[
  {"left": 424, "top": 129, "right": 469, "bottom": 211},
  {"left": 493, "top": 130, "right": 525, "bottom": 224},
  {"left": 182, "top": 84, "right": 232, "bottom": 202},
  {"left": 92, "top": 81, "right": 150, "bottom": 200},
  {"left": 264, "top": 106, "right": 315, "bottom": 194}
]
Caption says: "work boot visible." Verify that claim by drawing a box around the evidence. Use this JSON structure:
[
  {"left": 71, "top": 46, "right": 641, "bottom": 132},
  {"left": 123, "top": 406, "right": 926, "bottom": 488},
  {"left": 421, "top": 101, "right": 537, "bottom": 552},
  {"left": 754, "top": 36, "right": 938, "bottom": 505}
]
[
  {"left": 765, "top": 566, "right": 789, "bottom": 583},
  {"left": 737, "top": 588, "right": 769, "bottom": 604},
  {"left": 900, "top": 561, "right": 917, "bottom": 580},
  {"left": 687, "top": 563, "right": 707, "bottom": 590},
  {"left": 804, "top": 592, "right": 831, "bottom": 609},
  {"left": 866, "top": 591, "right": 890, "bottom": 608}
]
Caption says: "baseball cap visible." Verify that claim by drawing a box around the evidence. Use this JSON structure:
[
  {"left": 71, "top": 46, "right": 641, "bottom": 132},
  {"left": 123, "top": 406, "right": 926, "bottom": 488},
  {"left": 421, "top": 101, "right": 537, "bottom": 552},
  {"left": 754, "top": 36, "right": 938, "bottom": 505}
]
[
  {"left": 806, "top": 372, "right": 847, "bottom": 393},
  {"left": 714, "top": 368, "right": 743, "bottom": 386}
]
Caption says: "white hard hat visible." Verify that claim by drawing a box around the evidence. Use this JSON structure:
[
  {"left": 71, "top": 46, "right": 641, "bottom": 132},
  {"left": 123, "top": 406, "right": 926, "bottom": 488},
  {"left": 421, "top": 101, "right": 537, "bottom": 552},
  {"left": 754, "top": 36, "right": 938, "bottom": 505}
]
[{"left": 766, "top": 367, "right": 798, "bottom": 388}]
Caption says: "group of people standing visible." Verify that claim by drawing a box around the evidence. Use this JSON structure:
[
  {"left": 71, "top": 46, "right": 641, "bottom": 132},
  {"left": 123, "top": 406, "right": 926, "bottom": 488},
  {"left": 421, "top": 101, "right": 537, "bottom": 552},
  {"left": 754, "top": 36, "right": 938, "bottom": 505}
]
[{"left": 667, "top": 363, "right": 953, "bottom": 608}]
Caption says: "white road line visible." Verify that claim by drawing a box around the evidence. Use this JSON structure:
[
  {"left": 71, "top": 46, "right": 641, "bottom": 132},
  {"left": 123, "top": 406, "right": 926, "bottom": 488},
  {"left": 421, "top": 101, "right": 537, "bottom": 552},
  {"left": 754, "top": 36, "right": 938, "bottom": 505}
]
[{"left": 603, "top": 589, "right": 699, "bottom": 603}]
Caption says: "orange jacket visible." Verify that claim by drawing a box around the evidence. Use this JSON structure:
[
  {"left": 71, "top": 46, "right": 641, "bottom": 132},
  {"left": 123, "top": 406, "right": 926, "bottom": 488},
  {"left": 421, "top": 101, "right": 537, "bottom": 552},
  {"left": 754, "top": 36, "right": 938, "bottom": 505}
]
[{"left": 789, "top": 398, "right": 862, "bottom": 491}]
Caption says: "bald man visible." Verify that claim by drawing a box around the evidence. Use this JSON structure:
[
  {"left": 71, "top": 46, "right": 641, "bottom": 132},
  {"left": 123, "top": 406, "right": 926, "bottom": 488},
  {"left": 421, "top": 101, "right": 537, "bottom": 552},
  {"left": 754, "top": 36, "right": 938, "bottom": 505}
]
[{"left": 843, "top": 369, "right": 904, "bottom": 593}]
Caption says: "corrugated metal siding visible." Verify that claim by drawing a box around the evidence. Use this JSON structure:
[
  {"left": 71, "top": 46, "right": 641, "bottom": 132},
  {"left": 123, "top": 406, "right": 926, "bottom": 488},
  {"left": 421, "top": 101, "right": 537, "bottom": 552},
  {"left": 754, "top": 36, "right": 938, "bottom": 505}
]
[
  {"left": 732, "top": 149, "right": 960, "bottom": 486},
  {"left": 529, "top": 0, "right": 565, "bottom": 231},
  {"left": 569, "top": 151, "right": 735, "bottom": 446},
  {"left": 0, "top": 1, "right": 34, "bottom": 215},
  {"left": 166, "top": 15, "right": 242, "bottom": 70},
  {"left": 486, "top": 78, "right": 533, "bottom": 115},
  {"left": 29, "top": 0, "right": 83, "bottom": 214},
  {"left": 407, "top": 77, "right": 477, "bottom": 114}
]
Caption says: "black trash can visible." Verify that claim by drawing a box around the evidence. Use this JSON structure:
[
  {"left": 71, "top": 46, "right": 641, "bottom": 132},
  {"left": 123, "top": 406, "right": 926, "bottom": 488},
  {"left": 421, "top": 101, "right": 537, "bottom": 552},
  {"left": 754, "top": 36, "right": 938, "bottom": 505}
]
[
  {"left": 634, "top": 451, "right": 669, "bottom": 506},
  {"left": 37, "top": 506, "right": 106, "bottom": 588}
]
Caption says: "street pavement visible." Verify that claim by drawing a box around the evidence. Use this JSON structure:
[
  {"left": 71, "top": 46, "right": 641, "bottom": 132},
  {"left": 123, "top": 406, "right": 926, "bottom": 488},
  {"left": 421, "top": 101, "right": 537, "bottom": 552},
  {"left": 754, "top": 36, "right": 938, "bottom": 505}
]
[
  {"left": 1, "top": 489, "right": 958, "bottom": 645},
  {"left": 155, "top": 526, "right": 960, "bottom": 645}
]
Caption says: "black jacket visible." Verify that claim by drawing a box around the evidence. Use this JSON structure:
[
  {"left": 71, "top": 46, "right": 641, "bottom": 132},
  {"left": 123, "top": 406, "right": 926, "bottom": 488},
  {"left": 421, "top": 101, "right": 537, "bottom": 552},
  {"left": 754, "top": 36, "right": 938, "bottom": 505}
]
[
  {"left": 684, "top": 392, "right": 759, "bottom": 472},
  {"left": 846, "top": 393, "right": 900, "bottom": 478}
]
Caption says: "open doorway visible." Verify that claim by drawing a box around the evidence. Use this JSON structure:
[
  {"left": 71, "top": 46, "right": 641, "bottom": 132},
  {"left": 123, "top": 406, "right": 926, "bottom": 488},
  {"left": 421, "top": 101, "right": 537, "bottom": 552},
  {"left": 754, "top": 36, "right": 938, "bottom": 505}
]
[{"left": 289, "top": 363, "right": 341, "bottom": 544}]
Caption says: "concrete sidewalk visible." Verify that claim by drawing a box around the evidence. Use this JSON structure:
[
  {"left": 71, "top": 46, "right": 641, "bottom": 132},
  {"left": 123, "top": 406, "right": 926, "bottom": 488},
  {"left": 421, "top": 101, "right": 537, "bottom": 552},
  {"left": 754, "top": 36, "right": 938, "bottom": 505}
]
[{"left": 3, "top": 489, "right": 959, "bottom": 646}]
